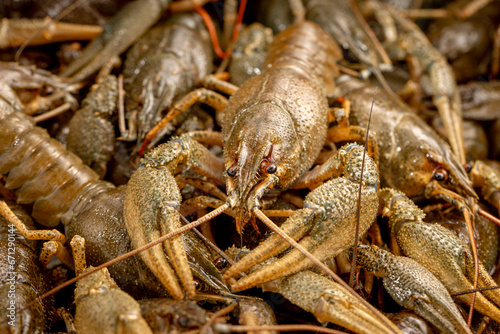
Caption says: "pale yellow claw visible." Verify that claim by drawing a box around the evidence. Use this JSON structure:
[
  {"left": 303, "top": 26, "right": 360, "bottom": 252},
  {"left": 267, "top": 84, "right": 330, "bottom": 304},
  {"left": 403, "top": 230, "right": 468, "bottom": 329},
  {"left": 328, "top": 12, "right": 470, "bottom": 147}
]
[
  {"left": 276, "top": 271, "right": 400, "bottom": 334},
  {"left": 355, "top": 245, "right": 471, "bottom": 334},
  {"left": 379, "top": 187, "right": 500, "bottom": 322}
]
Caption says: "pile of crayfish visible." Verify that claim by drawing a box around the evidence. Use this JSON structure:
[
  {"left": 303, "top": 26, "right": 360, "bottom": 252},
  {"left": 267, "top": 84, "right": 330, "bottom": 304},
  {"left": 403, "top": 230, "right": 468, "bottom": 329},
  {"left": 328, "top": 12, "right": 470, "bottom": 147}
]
[{"left": 3, "top": 0, "right": 500, "bottom": 333}]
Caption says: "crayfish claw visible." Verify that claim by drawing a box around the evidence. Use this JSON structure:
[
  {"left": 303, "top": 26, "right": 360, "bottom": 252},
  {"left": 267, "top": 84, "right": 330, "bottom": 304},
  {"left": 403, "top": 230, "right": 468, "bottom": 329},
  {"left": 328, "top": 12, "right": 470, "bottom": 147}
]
[
  {"left": 124, "top": 133, "right": 227, "bottom": 299},
  {"left": 463, "top": 247, "right": 500, "bottom": 311},
  {"left": 159, "top": 204, "right": 196, "bottom": 298},
  {"left": 142, "top": 240, "right": 185, "bottom": 300},
  {"left": 380, "top": 188, "right": 500, "bottom": 323},
  {"left": 276, "top": 271, "right": 401, "bottom": 334},
  {"left": 230, "top": 233, "right": 317, "bottom": 291},
  {"left": 223, "top": 209, "right": 314, "bottom": 282},
  {"left": 124, "top": 164, "right": 192, "bottom": 300},
  {"left": 397, "top": 215, "right": 500, "bottom": 322},
  {"left": 415, "top": 300, "right": 470, "bottom": 334},
  {"left": 355, "top": 245, "right": 472, "bottom": 334}
]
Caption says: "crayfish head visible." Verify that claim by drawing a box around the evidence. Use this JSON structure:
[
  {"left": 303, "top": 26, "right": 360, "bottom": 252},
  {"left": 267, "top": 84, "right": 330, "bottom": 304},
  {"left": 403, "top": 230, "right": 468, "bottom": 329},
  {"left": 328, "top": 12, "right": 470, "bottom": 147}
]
[
  {"left": 392, "top": 141, "right": 476, "bottom": 209},
  {"left": 388, "top": 123, "right": 477, "bottom": 202},
  {"left": 421, "top": 145, "right": 478, "bottom": 208},
  {"left": 224, "top": 103, "right": 301, "bottom": 232}
]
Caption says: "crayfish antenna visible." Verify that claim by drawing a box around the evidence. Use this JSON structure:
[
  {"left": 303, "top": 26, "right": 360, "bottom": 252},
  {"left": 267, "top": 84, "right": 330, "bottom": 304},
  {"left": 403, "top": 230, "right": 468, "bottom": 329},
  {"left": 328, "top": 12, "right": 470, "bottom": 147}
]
[
  {"left": 453, "top": 286, "right": 500, "bottom": 297},
  {"left": 349, "top": 87, "right": 376, "bottom": 288},
  {"left": 462, "top": 206, "right": 479, "bottom": 326},
  {"left": 478, "top": 208, "right": 500, "bottom": 226}
]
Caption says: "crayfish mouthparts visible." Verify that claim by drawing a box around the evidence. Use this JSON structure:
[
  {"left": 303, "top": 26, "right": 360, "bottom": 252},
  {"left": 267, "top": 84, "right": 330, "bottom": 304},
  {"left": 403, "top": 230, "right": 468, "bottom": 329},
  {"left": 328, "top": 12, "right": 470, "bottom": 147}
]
[{"left": 227, "top": 173, "right": 279, "bottom": 233}]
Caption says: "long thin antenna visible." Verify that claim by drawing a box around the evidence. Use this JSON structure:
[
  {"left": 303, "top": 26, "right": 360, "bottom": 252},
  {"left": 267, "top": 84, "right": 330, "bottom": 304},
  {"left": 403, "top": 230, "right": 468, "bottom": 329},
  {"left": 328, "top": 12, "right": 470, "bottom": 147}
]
[
  {"left": 349, "top": 87, "right": 377, "bottom": 288},
  {"left": 452, "top": 285, "right": 500, "bottom": 297},
  {"left": 463, "top": 207, "right": 479, "bottom": 327}
]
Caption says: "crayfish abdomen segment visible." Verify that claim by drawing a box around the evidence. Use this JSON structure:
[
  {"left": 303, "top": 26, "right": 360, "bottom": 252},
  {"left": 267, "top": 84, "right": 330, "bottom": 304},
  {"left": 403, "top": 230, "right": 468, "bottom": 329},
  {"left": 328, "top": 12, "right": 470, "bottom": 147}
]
[{"left": 0, "top": 107, "right": 112, "bottom": 227}]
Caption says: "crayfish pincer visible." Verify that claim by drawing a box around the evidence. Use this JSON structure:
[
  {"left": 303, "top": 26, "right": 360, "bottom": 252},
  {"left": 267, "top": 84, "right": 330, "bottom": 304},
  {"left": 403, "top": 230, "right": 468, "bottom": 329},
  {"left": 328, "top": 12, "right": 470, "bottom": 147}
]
[
  {"left": 224, "top": 143, "right": 380, "bottom": 289},
  {"left": 378, "top": 188, "right": 500, "bottom": 323},
  {"left": 354, "top": 245, "right": 472, "bottom": 334},
  {"left": 124, "top": 134, "right": 226, "bottom": 300}
]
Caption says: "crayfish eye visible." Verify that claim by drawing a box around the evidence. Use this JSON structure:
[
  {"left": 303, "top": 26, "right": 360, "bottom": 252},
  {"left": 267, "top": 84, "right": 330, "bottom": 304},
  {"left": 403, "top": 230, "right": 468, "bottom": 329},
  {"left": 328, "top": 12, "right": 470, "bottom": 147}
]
[
  {"left": 434, "top": 168, "right": 448, "bottom": 181},
  {"left": 227, "top": 166, "right": 237, "bottom": 177},
  {"left": 214, "top": 257, "right": 228, "bottom": 269},
  {"left": 464, "top": 163, "right": 472, "bottom": 173},
  {"left": 193, "top": 278, "right": 202, "bottom": 291},
  {"left": 266, "top": 164, "right": 277, "bottom": 174}
]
